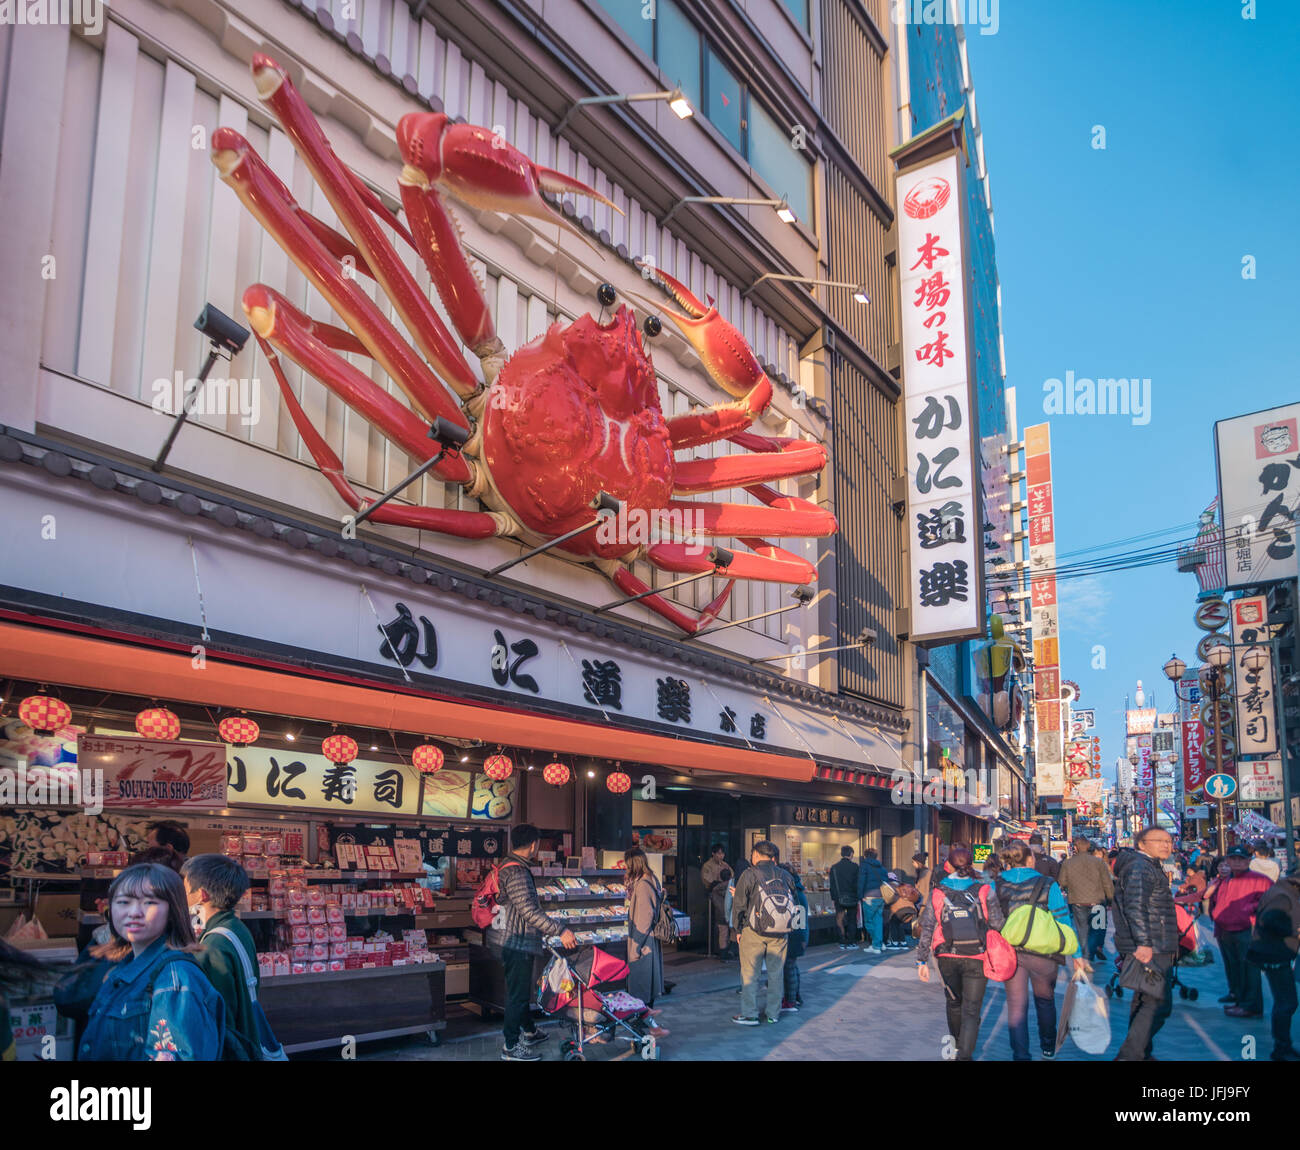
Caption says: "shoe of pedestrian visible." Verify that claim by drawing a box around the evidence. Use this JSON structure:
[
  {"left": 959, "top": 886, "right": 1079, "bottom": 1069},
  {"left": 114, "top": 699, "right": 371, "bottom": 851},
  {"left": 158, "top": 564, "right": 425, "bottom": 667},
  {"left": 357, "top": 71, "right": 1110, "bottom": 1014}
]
[
  {"left": 1040, "top": 1046, "right": 1056, "bottom": 1060},
  {"left": 780, "top": 1000, "right": 799, "bottom": 1013},
  {"left": 762, "top": 1013, "right": 779, "bottom": 1024},
  {"left": 732, "top": 1015, "right": 760, "bottom": 1026},
  {"left": 1271, "top": 1047, "right": 1300, "bottom": 1061},
  {"left": 870, "top": 946, "right": 885, "bottom": 954},
  {"left": 1224, "top": 1006, "right": 1263, "bottom": 1018},
  {"left": 646, "top": 1024, "right": 671, "bottom": 1038},
  {"left": 520, "top": 1028, "right": 549, "bottom": 1045},
  {"left": 795, "top": 996, "right": 804, "bottom": 1007},
  {"left": 501, "top": 1041, "right": 542, "bottom": 1061},
  {"left": 1217, "top": 994, "right": 1237, "bottom": 1004}
]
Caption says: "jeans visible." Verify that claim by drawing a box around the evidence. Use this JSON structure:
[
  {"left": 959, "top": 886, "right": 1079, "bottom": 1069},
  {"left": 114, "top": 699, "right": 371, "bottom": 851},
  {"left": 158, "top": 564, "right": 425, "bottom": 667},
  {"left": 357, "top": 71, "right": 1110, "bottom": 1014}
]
[
  {"left": 861, "top": 897, "right": 885, "bottom": 947},
  {"left": 1258, "top": 958, "right": 1298, "bottom": 1054},
  {"left": 1004, "top": 950, "right": 1059, "bottom": 1060},
  {"left": 1220, "top": 928, "right": 1262, "bottom": 1011},
  {"left": 938, "top": 956, "right": 988, "bottom": 1061},
  {"left": 1070, "top": 903, "right": 1108, "bottom": 958},
  {"left": 502, "top": 948, "right": 535, "bottom": 1046},
  {"left": 738, "top": 930, "right": 787, "bottom": 1019},
  {"left": 1116, "top": 953, "right": 1175, "bottom": 1060},
  {"left": 836, "top": 904, "right": 860, "bottom": 944},
  {"left": 783, "top": 958, "right": 801, "bottom": 1003}
]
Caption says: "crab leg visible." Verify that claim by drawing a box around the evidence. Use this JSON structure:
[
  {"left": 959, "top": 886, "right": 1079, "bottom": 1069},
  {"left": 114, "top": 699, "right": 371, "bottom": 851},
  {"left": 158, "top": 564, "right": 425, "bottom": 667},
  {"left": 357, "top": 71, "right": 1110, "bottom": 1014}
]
[
  {"left": 255, "top": 331, "right": 504, "bottom": 539},
  {"left": 660, "top": 499, "right": 836, "bottom": 538},
  {"left": 244, "top": 286, "right": 471, "bottom": 485},
  {"left": 672, "top": 440, "right": 827, "bottom": 494},
  {"left": 251, "top": 55, "right": 479, "bottom": 399},
  {"left": 212, "top": 128, "right": 469, "bottom": 434},
  {"left": 610, "top": 566, "right": 735, "bottom": 635},
  {"left": 646, "top": 543, "right": 816, "bottom": 584}
]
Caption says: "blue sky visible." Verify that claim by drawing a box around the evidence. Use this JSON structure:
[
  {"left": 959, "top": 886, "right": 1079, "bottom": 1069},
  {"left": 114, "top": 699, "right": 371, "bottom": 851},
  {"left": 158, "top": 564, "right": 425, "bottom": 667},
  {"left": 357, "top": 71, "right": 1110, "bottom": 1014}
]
[{"left": 964, "top": 2, "right": 1300, "bottom": 798}]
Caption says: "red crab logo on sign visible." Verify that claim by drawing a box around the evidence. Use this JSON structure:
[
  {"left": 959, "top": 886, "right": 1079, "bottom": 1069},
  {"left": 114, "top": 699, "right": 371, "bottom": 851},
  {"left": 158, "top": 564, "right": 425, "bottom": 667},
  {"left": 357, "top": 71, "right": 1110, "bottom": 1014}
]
[
  {"left": 903, "top": 176, "right": 951, "bottom": 220},
  {"left": 211, "top": 55, "right": 836, "bottom": 635}
]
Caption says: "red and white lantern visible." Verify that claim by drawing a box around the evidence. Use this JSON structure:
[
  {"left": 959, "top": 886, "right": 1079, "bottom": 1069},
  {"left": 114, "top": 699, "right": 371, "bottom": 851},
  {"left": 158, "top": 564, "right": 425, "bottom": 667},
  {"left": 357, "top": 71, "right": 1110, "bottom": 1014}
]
[
  {"left": 412, "top": 744, "right": 445, "bottom": 774},
  {"left": 542, "top": 761, "right": 570, "bottom": 786},
  {"left": 322, "top": 734, "right": 359, "bottom": 765},
  {"left": 606, "top": 770, "right": 631, "bottom": 795},
  {"left": 217, "top": 715, "right": 260, "bottom": 747},
  {"left": 18, "top": 695, "right": 71, "bottom": 736},
  {"left": 483, "top": 753, "right": 514, "bottom": 780},
  {"left": 135, "top": 707, "right": 181, "bottom": 741}
]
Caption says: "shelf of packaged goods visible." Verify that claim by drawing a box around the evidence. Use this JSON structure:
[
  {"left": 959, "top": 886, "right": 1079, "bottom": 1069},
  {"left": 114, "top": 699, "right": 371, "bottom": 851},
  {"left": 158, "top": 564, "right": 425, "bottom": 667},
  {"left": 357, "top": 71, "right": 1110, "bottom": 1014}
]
[
  {"left": 242, "top": 871, "right": 426, "bottom": 883},
  {"left": 262, "top": 959, "right": 445, "bottom": 986},
  {"left": 537, "top": 892, "right": 626, "bottom": 902}
]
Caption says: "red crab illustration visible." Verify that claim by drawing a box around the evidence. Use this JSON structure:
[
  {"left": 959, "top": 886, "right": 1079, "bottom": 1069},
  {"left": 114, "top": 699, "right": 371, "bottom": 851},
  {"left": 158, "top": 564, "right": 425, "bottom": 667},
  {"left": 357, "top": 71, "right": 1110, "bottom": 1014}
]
[{"left": 211, "top": 55, "right": 836, "bottom": 633}]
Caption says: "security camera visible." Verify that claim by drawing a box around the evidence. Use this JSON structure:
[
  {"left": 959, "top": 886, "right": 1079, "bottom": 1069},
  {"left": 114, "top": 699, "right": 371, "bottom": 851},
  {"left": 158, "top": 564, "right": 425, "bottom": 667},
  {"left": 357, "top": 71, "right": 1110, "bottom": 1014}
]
[{"left": 194, "top": 304, "right": 250, "bottom": 355}]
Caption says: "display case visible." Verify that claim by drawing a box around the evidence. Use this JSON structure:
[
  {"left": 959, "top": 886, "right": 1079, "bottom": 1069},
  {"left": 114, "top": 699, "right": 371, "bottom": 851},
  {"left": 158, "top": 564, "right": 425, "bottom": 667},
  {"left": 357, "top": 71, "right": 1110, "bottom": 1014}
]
[{"left": 772, "top": 823, "right": 863, "bottom": 924}]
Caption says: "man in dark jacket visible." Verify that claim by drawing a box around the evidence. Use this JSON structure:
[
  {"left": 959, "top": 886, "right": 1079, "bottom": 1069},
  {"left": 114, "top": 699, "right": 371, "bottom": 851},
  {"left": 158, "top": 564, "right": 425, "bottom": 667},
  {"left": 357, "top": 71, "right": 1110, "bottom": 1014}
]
[
  {"left": 1112, "top": 827, "right": 1179, "bottom": 1061},
  {"left": 1029, "top": 834, "right": 1060, "bottom": 880},
  {"left": 182, "top": 853, "right": 266, "bottom": 1057},
  {"left": 486, "top": 824, "right": 577, "bottom": 1060},
  {"left": 857, "top": 847, "right": 889, "bottom": 953},
  {"left": 1247, "top": 866, "right": 1300, "bottom": 1060},
  {"left": 1059, "top": 835, "right": 1114, "bottom": 960},
  {"left": 830, "top": 845, "right": 860, "bottom": 948}
]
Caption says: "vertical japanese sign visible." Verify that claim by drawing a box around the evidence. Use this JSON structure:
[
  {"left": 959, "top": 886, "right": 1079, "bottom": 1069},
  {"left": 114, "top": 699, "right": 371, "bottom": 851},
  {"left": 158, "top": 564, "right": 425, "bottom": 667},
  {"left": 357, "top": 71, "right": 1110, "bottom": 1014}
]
[
  {"left": 1229, "top": 595, "right": 1277, "bottom": 755},
  {"left": 896, "top": 150, "right": 984, "bottom": 642},
  {"left": 1025, "top": 422, "right": 1063, "bottom": 797},
  {"left": 1215, "top": 402, "right": 1300, "bottom": 587}
]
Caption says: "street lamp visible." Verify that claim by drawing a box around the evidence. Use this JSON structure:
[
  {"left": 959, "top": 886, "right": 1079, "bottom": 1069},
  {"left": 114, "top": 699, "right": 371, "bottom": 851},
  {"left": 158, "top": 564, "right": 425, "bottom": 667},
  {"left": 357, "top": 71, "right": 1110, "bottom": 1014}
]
[
  {"left": 1166, "top": 651, "right": 1229, "bottom": 853},
  {"left": 552, "top": 88, "right": 693, "bottom": 136}
]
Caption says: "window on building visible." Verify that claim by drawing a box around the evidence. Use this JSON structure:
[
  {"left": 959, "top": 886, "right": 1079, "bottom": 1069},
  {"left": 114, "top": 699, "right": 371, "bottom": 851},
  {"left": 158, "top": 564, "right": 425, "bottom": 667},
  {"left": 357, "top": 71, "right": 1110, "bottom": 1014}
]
[
  {"left": 747, "top": 97, "right": 812, "bottom": 226},
  {"left": 602, "top": 0, "right": 654, "bottom": 56},
  {"left": 704, "top": 43, "right": 743, "bottom": 152},
  {"left": 656, "top": 0, "right": 701, "bottom": 113},
  {"left": 781, "top": 0, "right": 810, "bottom": 31}
]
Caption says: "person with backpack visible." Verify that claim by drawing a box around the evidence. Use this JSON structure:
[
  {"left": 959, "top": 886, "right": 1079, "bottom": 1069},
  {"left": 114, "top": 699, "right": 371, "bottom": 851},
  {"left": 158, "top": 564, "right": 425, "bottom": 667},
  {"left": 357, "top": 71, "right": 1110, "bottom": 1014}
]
[
  {"left": 830, "top": 845, "right": 861, "bottom": 949},
  {"left": 483, "top": 824, "right": 578, "bottom": 1061},
  {"left": 778, "top": 858, "right": 810, "bottom": 1013},
  {"left": 857, "top": 846, "right": 889, "bottom": 953},
  {"left": 916, "top": 844, "right": 1007, "bottom": 1061},
  {"left": 79, "top": 862, "right": 226, "bottom": 1060},
  {"left": 995, "top": 839, "right": 1087, "bottom": 1061},
  {"left": 182, "top": 853, "right": 284, "bottom": 1059},
  {"left": 731, "top": 840, "right": 795, "bottom": 1025}
]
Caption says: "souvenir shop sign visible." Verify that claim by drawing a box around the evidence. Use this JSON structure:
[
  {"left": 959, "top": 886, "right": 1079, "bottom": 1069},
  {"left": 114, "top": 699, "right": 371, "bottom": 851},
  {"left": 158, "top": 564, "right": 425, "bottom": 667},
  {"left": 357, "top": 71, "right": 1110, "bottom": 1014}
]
[
  {"left": 896, "top": 149, "right": 984, "bottom": 642},
  {"left": 78, "top": 734, "right": 226, "bottom": 810},
  {"left": 225, "top": 745, "right": 422, "bottom": 817},
  {"left": 771, "top": 802, "right": 860, "bottom": 828}
]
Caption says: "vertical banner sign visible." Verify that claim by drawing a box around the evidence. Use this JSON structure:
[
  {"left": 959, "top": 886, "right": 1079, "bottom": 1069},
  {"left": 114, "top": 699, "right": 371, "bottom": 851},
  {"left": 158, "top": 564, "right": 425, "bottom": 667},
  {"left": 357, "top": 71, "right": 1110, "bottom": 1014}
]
[
  {"left": 1025, "top": 423, "right": 1063, "bottom": 797},
  {"left": 1215, "top": 402, "right": 1300, "bottom": 587},
  {"left": 1229, "top": 595, "right": 1278, "bottom": 755},
  {"left": 896, "top": 150, "right": 985, "bottom": 642},
  {"left": 1181, "top": 715, "right": 1209, "bottom": 803}
]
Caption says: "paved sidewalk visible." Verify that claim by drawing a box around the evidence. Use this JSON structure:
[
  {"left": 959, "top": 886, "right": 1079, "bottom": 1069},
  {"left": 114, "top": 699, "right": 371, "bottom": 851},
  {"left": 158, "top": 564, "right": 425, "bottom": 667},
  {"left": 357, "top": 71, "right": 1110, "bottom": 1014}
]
[{"left": 352, "top": 920, "right": 1294, "bottom": 1062}]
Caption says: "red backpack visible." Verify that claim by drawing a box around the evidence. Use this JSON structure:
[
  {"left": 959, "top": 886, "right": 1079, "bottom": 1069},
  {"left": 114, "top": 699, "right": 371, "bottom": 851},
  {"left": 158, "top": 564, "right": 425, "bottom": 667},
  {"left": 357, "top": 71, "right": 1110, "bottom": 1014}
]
[{"left": 471, "top": 858, "right": 523, "bottom": 930}]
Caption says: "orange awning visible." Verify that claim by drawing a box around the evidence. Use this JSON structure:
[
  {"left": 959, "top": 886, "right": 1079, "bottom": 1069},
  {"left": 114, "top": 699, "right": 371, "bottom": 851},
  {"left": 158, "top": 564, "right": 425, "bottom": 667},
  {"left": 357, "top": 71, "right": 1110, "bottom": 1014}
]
[{"left": 0, "top": 620, "right": 815, "bottom": 783}]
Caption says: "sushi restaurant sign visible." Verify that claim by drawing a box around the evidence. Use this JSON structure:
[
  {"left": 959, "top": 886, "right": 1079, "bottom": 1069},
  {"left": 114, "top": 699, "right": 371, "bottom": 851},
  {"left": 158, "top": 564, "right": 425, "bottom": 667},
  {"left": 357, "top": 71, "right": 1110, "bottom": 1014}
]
[{"left": 224, "top": 745, "right": 423, "bottom": 817}]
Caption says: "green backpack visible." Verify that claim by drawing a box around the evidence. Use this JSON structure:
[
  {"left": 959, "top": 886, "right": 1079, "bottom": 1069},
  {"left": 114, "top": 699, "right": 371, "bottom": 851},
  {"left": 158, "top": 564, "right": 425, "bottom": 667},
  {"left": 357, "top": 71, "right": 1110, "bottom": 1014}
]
[{"left": 1001, "top": 875, "right": 1079, "bottom": 957}]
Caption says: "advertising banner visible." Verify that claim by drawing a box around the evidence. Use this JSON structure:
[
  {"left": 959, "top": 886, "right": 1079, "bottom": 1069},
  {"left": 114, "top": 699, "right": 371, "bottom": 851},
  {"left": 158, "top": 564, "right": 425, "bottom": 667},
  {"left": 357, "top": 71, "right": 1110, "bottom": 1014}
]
[
  {"left": 78, "top": 735, "right": 227, "bottom": 810},
  {"left": 1230, "top": 595, "right": 1277, "bottom": 755}
]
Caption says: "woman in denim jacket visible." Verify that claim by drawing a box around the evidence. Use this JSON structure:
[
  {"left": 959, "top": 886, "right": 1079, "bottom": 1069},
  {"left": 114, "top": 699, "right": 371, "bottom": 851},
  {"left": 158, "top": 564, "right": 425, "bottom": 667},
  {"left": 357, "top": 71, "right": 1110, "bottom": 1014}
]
[{"left": 80, "top": 862, "right": 225, "bottom": 1061}]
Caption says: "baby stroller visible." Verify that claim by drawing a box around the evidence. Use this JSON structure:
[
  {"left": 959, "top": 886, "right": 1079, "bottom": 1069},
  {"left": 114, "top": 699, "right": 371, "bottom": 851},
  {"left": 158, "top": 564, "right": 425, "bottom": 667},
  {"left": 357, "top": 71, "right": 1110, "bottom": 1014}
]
[
  {"left": 539, "top": 943, "right": 661, "bottom": 1061},
  {"left": 1106, "top": 903, "right": 1201, "bottom": 1002}
]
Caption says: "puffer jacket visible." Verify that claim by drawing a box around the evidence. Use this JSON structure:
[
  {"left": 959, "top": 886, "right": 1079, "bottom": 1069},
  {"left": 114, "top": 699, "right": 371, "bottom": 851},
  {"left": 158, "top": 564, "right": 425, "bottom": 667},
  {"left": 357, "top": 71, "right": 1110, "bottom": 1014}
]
[
  {"left": 995, "top": 867, "right": 1081, "bottom": 959},
  {"left": 1255, "top": 875, "right": 1300, "bottom": 956},
  {"left": 1112, "top": 847, "right": 1178, "bottom": 956},
  {"left": 485, "top": 853, "right": 563, "bottom": 954},
  {"left": 857, "top": 856, "right": 889, "bottom": 899}
]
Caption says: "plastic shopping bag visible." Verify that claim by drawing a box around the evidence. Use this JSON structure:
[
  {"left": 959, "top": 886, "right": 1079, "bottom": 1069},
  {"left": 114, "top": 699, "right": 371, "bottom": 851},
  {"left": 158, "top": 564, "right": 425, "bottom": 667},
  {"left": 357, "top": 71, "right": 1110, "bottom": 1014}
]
[{"left": 1066, "top": 973, "right": 1111, "bottom": 1054}]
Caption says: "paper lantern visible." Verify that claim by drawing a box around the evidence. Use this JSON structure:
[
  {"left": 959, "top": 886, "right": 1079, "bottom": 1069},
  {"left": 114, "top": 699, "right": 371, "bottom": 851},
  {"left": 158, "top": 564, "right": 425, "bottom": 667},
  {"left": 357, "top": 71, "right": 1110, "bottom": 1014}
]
[
  {"left": 483, "top": 753, "right": 514, "bottom": 780},
  {"left": 18, "top": 695, "right": 71, "bottom": 736},
  {"left": 606, "top": 770, "right": 631, "bottom": 794},
  {"left": 135, "top": 707, "right": 181, "bottom": 741},
  {"left": 543, "top": 761, "right": 570, "bottom": 786},
  {"left": 218, "top": 716, "right": 260, "bottom": 747},
  {"left": 412, "top": 744, "right": 445, "bottom": 774},
  {"left": 322, "top": 734, "right": 359, "bottom": 765}
]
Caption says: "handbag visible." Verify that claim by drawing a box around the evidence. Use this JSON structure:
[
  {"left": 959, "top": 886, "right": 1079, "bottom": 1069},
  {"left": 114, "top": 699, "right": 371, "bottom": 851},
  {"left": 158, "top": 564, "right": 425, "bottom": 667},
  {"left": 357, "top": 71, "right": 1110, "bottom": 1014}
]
[
  {"left": 880, "top": 881, "right": 898, "bottom": 905},
  {"left": 1117, "top": 953, "right": 1168, "bottom": 1000},
  {"left": 206, "top": 926, "right": 289, "bottom": 1060},
  {"left": 1002, "top": 876, "right": 1079, "bottom": 957},
  {"left": 1064, "top": 971, "right": 1110, "bottom": 1054}
]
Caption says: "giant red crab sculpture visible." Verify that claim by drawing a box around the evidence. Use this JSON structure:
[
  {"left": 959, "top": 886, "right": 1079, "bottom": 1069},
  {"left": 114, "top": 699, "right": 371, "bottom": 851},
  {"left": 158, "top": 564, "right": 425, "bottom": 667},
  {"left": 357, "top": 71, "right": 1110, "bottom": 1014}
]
[{"left": 211, "top": 56, "right": 836, "bottom": 634}]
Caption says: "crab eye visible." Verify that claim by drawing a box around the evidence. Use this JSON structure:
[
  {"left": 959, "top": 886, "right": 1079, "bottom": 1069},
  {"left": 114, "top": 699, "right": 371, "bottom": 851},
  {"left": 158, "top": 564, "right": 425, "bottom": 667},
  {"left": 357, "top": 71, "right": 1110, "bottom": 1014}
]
[
  {"left": 643, "top": 315, "right": 662, "bottom": 338},
  {"left": 596, "top": 283, "right": 617, "bottom": 308}
]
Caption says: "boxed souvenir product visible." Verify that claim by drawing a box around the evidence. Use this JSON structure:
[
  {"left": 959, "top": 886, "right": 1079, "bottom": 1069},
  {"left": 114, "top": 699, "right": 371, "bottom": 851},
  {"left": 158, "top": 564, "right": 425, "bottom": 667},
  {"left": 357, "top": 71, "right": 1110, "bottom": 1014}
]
[
  {"left": 328, "top": 923, "right": 346, "bottom": 942},
  {"left": 288, "top": 907, "right": 307, "bottom": 925},
  {"left": 326, "top": 905, "right": 344, "bottom": 924},
  {"left": 287, "top": 885, "right": 307, "bottom": 907},
  {"left": 243, "top": 834, "right": 264, "bottom": 856},
  {"left": 307, "top": 907, "right": 326, "bottom": 925},
  {"left": 329, "top": 960, "right": 344, "bottom": 972},
  {"left": 257, "top": 953, "right": 274, "bottom": 979},
  {"left": 264, "top": 834, "right": 283, "bottom": 857},
  {"left": 273, "top": 953, "right": 291, "bottom": 976},
  {"left": 220, "top": 835, "right": 242, "bottom": 856},
  {"left": 311, "top": 925, "right": 328, "bottom": 944},
  {"left": 290, "top": 924, "right": 310, "bottom": 945},
  {"left": 309, "top": 961, "right": 327, "bottom": 973},
  {"left": 306, "top": 887, "right": 325, "bottom": 907},
  {"left": 291, "top": 945, "right": 310, "bottom": 962},
  {"left": 393, "top": 839, "right": 423, "bottom": 872},
  {"left": 291, "top": 962, "right": 308, "bottom": 975}
]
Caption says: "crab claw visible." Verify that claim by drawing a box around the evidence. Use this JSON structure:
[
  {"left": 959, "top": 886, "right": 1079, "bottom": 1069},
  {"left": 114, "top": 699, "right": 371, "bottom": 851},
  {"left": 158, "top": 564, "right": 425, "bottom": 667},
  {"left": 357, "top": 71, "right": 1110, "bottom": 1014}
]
[
  {"left": 627, "top": 262, "right": 772, "bottom": 418},
  {"left": 398, "top": 113, "right": 618, "bottom": 252}
]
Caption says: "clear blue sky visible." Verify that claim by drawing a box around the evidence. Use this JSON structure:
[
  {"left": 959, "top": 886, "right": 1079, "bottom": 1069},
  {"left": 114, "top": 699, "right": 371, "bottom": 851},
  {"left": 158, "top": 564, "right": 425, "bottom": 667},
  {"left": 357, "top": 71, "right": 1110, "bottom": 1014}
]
[{"left": 965, "top": 2, "right": 1300, "bottom": 805}]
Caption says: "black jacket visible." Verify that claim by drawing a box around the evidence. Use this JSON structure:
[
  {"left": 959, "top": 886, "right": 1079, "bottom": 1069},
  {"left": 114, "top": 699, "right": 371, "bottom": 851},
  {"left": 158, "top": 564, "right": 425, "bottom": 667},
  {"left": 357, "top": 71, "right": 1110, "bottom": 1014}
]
[
  {"left": 1112, "top": 848, "right": 1178, "bottom": 956},
  {"left": 829, "top": 858, "right": 859, "bottom": 907}
]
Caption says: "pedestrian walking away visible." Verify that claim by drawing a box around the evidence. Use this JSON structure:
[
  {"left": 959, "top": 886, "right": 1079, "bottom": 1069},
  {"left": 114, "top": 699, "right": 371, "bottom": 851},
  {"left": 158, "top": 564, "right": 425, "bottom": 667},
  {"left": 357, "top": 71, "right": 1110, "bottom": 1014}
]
[
  {"left": 857, "top": 847, "right": 889, "bottom": 953},
  {"left": 830, "top": 845, "right": 861, "bottom": 948},
  {"left": 779, "top": 859, "right": 810, "bottom": 1013},
  {"left": 1112, "top": 827, "right": 1180, "bottom": 1062},
  {"left": 916, "top": 844, "right": 1007, "bottom": 1061},
  {"left": 995, "top": 839, "right": 1088, "bottom": 1061},
  {"left": 1246, "top": 861, "right": 1300, "bottom": 1060},
  {"left": 1058, "top": 834, "right": 1114, "bottom": 961},
  {"left": 1209, "top": 845, "right": 1274, "bottom": 1018},
  {"left": 484, "top": 824, "right": 578, "bottom": 1060},
  {"left": 731, "top": 840, "right": 795, "bottom": 1025}
]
